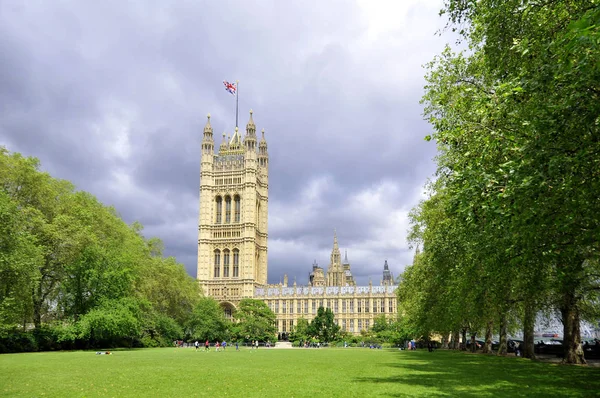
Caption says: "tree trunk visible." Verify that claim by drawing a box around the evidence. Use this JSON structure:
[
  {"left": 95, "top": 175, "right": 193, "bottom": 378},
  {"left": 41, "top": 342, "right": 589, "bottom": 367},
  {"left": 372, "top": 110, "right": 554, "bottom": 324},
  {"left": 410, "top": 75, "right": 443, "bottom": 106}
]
[
  {"left": 561, "top": 292, "right": 586, "bottom": 365},
  {"left": 441, "top": 332, "right": 449, "bottom": 349},
  {"left": 470, "top": 333, "right": 477, "bottom": 353},
  {"left": 523, "top": 302, "right": 536, "bottom": 359},
  {"left": 461, "top": 328, "right": 468, "bottom": 351},
  {"left": 482, "top": 321, "right": 493, "bottom": 354},
  {"left": 453, "top": 329, "right": 461, "bottom": 349},
  {"left": 497, "top": 315, "right": 508, "bottom": 356},
  {"left": 32, "top": 285, "right": 42, "bottom": 329}
]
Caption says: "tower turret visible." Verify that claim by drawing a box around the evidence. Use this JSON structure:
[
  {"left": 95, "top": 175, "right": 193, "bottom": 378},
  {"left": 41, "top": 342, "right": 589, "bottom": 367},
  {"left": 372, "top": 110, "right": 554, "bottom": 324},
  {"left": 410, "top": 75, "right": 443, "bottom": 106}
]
[
  {"left": 382, "top": 260, "right": 395, "bottom": 286},
  {"left": 219, "top": 133, "right": 228, "bottom": 154},
  {"left": 258, "top": 129, "right": 269, "bottom": 167},
  {"left": 201, "top": 114, "right": 214, "bottom": 159},
  {"left": 330, "top": 230, "right": 341, "bottom": 265},
  {"left": 244, "top": 110, "right": 257, "bottom": 163}
]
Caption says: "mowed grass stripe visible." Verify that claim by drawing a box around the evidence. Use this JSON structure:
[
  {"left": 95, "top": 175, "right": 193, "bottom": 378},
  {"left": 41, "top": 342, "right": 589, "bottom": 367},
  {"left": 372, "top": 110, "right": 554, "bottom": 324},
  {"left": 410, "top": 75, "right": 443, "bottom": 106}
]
[{"left": 1, "top": 348, "right": 599, "bottom": 397}]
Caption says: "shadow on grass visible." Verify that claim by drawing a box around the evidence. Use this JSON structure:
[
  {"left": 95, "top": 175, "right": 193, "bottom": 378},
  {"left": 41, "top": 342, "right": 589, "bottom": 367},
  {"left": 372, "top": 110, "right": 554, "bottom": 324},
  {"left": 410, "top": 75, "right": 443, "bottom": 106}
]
[{"left": 355, "top": 350, "right": 600, "bottom": 397}]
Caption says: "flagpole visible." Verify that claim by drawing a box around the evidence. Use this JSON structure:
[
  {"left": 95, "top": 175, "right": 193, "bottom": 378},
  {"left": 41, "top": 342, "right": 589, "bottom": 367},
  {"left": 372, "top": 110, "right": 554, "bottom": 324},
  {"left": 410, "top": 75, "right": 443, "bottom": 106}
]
[{"left": 235, "top": 80, "right": 239, "bottom": 129}]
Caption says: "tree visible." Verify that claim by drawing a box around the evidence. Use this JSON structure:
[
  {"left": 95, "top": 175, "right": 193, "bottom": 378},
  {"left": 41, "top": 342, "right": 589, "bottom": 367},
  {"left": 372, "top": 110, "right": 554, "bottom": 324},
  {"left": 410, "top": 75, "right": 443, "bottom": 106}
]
[
  {"left": 309, "top": 307, "right": 340, "bottom": 343},
  {"left": 232, "top": 299, "right": 276, "bottom": 342},
  {"left": 185, "top": 297, "right": 229, "bottom": 342},
  {"left": 289, "top": 318, "right": 310, "bottom": 344},
  {"left": 416, "top": 0, "right": 600, "bottom": 364},
  {"left": 0, "top": 147, "right": 201, "bottom": 351},
  {"left": 0, "top": 190, "right": 41, "bottom": 333}
]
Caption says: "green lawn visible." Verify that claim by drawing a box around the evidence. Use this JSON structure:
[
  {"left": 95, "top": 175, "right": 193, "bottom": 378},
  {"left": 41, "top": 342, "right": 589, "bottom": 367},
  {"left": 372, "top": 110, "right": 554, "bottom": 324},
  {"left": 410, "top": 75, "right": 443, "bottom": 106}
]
[{"left": 1, "top": 348, "right": 599, "bottom": 397}]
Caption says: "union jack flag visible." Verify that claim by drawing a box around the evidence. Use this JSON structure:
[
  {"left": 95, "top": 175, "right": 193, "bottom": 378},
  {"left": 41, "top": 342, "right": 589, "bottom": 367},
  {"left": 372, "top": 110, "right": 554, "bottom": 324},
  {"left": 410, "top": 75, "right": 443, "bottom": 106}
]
[{"left": 223, "top": 80, "right": 237, "bottom": 95}]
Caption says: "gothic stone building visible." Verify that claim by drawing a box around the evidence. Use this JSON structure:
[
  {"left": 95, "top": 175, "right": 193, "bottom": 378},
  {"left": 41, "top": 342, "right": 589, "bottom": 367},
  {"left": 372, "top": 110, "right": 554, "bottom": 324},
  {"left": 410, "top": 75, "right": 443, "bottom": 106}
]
[{"left": 197, "top": 111, "right": 397, "bottom": 335}]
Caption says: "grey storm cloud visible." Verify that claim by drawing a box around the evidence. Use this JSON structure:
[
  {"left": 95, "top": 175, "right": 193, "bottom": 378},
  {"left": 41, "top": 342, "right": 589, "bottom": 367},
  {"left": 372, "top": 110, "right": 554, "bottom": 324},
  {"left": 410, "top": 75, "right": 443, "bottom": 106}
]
[{"left": 0, "top": 0, "right": 452, "bottom": 285}]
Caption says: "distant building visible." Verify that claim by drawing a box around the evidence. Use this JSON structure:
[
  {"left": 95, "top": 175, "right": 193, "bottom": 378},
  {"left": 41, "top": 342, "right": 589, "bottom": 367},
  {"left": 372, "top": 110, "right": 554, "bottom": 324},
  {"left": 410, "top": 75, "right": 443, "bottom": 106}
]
[{"left": 197, "top": 111, "right": 397, "bottom": 336}]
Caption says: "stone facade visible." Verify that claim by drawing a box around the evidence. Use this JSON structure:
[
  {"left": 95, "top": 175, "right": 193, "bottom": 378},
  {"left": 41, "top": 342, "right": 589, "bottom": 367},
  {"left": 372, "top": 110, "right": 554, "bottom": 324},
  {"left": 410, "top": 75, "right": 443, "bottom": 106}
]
[{"left": 197, "top": 111, "right": 397, "bottom": 334}]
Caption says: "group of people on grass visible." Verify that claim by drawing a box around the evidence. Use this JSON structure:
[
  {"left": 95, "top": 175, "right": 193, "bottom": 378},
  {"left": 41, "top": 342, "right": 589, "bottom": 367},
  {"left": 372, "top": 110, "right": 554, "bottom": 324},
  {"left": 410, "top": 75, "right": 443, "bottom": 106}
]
[
  {"left": 192, "top": 340, "right": 237, "bottom": 351},
  {"left": 187, "top": 340, "right": 265, "bottom": 351}
]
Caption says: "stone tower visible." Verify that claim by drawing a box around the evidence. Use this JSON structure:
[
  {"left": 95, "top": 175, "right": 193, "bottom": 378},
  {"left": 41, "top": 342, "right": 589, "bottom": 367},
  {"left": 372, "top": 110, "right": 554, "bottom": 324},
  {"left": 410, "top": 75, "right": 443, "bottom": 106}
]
[{"left": 197, "top": 111, "right": 269, "bottom": 310}]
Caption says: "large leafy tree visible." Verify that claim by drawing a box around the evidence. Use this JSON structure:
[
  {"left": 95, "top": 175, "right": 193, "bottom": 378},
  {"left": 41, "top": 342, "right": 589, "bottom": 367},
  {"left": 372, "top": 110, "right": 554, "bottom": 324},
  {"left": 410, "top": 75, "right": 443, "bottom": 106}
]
[
  {"left": 0, "top": 147, "right": 201, "bottom": 351},
  {"left": 0, "top": 190, "right": 41, "bottom": 333},
  {"left": 232, "top": 299, "right": 276, "bottom": 342},
  {"left": 414, "top": 0, "right": 600, "bottom": 364},
  {"left": 184, "top": 297, "right": 229, "bottom": 342},
  {"left": 309, "top": 307, "right": 340, "bottom": 343}
]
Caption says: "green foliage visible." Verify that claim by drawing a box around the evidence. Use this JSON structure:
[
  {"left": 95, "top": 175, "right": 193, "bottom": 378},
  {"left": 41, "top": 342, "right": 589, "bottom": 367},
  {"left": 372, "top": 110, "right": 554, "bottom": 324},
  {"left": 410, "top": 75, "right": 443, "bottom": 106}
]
[
  {"left": 406, "top": 0, "right": 600, "bottom": 363},
  {"left": 232, "top": 299, "right": 276, "bottom": 342},
  {"left": 0, "top": 147, "right": 200, "bottom": 351},
  {"left": 289, "top": 317, "right": 310, "bottom": 343},
  {"left": 185, "top": 297, "right": 229, "bottom": 342},
  {"left": 308, "top": 307, "right": 341, "bottom": 342}
]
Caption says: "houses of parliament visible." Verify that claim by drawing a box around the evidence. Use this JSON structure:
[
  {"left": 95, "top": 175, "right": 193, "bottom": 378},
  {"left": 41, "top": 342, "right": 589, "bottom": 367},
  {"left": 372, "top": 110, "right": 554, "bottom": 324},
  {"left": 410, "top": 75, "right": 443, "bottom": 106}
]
[{"left": 197, "top": 111, "right": 398, "bottom": 335}]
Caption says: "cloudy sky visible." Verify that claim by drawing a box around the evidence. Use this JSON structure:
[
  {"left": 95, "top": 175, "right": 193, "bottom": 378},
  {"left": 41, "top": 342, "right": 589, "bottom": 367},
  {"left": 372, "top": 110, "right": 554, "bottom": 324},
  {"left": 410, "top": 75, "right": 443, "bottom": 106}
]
[{"left": 0, "top": 0, "right": 455, "bottom": 286}]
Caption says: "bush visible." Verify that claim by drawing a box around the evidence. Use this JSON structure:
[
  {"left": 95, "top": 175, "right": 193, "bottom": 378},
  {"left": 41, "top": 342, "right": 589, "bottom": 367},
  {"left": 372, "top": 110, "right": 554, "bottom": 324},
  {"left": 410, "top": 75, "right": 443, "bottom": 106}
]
[{"left": 0, "top": 330, "right": 38, "bottom": 353}]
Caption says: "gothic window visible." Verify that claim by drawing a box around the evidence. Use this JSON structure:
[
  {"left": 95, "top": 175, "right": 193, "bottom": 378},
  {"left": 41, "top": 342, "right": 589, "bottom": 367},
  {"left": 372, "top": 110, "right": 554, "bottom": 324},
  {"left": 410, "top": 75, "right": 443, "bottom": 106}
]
[
  {"left": 225, "top": 196, "right": 231, "bottom": 223},
  {"left": 304, "top": 300, "right": 308, "bottom": 314},
  {"left": 334, "top": 300, "right": 339, "bottom": 313},
  {"left": 365, "top": 299, "right": 370, "bottom": 313},
  {"left": 381, "top": 300, "right": 385, "bottom": 313},
  {"left": 233, "top": 249, "right": 239, "bottom": 277},
  {"left": 234, "top": 195, "right": 241, "bottom": 222},
  {"left": 389, "top": 299, "right": 394, "bottom": 313},
  {"left": 282, "top": 301, "right": 286, "bottom": 314},
  {"left": 297, "top": 301, "right": 301, "bottom": 314},
  {"left": 289, "top": 301, "right": 293, "bottom": 314},
  {"left": 365, "top": 319, "right": 370, "bottom": 330},
  {"left": 215, "top": 196, "right": 222, "bottom": 224},
  {"left": 223, "top": 249, "right": 230, "bottom": 277},
  {"left": 349, "top": 300, "right": 354, "bottom": 313},
  {"left": 214, "top": 250, "right": 221, "bottom": 278},
  {"left": 275, "top": 301, "right": 279, "bottom": 313},
  {"left": 342, "top": 300, "right": 346, "bottom": 313},
  {"left": 358, "top": 319, "right": 363, "bottom": 332},
  {"left": 312, "top": 300, "right": 316, "bottom": 314},
  {"left": 342, "top": 319, "right": 346, "bottom": 331},
  {"left": 358, "top": 300, "right": 362, "bottom": 313}
]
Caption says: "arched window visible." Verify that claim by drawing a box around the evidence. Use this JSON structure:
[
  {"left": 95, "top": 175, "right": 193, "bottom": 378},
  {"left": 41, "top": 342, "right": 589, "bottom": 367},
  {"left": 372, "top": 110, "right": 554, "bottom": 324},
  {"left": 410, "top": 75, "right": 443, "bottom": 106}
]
[
  {"left": 225, "top": 196, "right": 232, "bottom": 223},
  {"left": 214, "top": 250, "right": 221, "bottom": 278},
  {"left": 234, "top": 195, "right": 241, "bottom": 223},
  {"left": 223, "top": 249, "right": 230, "bottom": 277},
  {"left": 233, "top": 249, "right": 240, "bottom": 277},
  {"left": 215, "top": 196, "right": 222, "bottom": 224}
]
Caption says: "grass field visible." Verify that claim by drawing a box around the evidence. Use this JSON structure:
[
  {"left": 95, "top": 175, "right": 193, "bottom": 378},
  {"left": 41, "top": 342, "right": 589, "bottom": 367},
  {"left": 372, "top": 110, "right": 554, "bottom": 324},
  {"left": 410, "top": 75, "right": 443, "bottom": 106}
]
[{"left": 1, "top": 347, "right": 599, "bottom": 397}]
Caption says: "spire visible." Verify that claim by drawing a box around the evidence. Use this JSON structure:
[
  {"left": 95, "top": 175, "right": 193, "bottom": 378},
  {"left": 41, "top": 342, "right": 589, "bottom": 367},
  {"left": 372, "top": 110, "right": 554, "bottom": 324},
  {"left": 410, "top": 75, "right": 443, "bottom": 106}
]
[
  {"left": 382, "top": 259, "right": 394, "bottom": 286},
  {"left": 244, "top": 110, "right": 257, "bottom": 151},
  {"left": 259, "top": 128, "right": 267, "bottom": 149},
  {"left": 258, "top": 128, "right": 268, "bottom": 166},
  {"left": 201, "top": 113, "right": 215, "bottom": 157},
  {"left": 203, "top": 113, "right": 213, "bottom": 135},
  {"left": 219, "top": 132, "right": 228, "bottom": 153},
  {"left": 229, "top": 127, "right": 242, "bottom": 148},
  {"left": 330, "top": 229, "right": 341, "bottom": 266},
  {"left": 246, "top": 109, "right": 256, "bottom": 131},
  {"left": 343, "top": 250, "right": 349, "bottom": 265}
]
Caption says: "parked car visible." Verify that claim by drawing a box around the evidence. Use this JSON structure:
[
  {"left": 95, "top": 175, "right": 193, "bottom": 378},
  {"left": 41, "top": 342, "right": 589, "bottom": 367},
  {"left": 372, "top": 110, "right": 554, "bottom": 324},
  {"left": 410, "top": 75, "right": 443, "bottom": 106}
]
[{"left": 535, "top": 339, "right": 563, "bottom": 357}]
